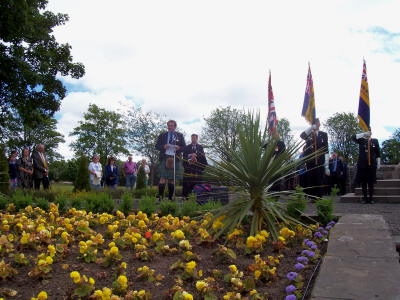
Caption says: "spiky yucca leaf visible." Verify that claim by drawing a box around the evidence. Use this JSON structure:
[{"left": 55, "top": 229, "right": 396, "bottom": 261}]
[{"left": 204, "top": 112, "right": 321, "bottom": 240}]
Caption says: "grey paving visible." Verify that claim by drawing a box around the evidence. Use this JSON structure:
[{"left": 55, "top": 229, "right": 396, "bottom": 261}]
[{"left": 311, "top": 214, "right": 400, "bottom": 300}]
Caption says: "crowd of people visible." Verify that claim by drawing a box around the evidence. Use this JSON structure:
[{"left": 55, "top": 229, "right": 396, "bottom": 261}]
[{"left": 7, "top": 118, "right": 380, "bottom": 204}]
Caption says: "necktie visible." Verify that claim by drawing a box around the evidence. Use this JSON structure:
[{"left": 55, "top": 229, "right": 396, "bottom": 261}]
[{"left": 168, "top": 132, "right": 174, "bottom": 144}]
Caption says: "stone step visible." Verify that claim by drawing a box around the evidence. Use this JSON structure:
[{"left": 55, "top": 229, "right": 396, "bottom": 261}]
[
  {"left": 340, "top": 193, "right": 400, "bottom": 203},
  {"left": 375, "top": 179, "right": 400, "bottom": 188},
  {"left": 354, "top": 187, "right": 400, "bottom": 196}
]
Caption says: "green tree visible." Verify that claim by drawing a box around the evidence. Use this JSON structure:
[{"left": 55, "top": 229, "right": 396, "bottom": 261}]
[
  {"left": 125, "top": 106, "right": 166, "bottom": 184},
  {"left": 324, "top": 112, "right": 362, "bottom": 164},
  {"left": 49, "top": 158, "right": 78, "bottom": 182},
  {"left": 276, "top": 118, "right": 294, "bottom": 148},
  {"left": 5, "top": 115, "right": 64, "bottom": 162},
  {"left": 70, "top": 104, "right": 129, "bottom": 166},
  {"left": 0, "top": 145, "right": 9, "bottom": 194},
  {"left": 74, "top": 155, "right": 90, "bottom": 192},
  {"left": 382, "top": 129, "right": 400, "bottom": 164},
  {"left": 0, "top": 0, "right": 85, "bottom": 128},
  {"left": 202, "top": 106, "right": 249, "bottom": 160}
]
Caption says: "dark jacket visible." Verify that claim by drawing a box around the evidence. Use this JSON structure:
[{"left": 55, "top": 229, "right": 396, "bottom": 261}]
[
  {"left": 352, "top": 136, "right": 380, "bottom": 169},
  {"left": 32, "top": 151, "right": 48, "bottom": 179},
  {"left": 300, "top": 130, "right": 328, "bottom": 166},
  {"left": 8, "top": 160, "right": 18, "bottom": 179},
  {"left": 105, "top": 164, "right": 119, "bottom": 186},
  {"left": 328, "top": 157, "right": 343, "bottom": 176},
  {"left": 183, "top": 143, "right": 208, "bottom": 174},
  {"left": 262, "top": 139, "right": 286, "bottom": 156},
  {"left": 155, "top": 131, "right": 186, "bottom": 161}
]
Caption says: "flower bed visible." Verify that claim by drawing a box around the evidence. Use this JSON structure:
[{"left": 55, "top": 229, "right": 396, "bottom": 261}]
[{"left": 0, "top": 203, "right": 334, "bottom": 300}]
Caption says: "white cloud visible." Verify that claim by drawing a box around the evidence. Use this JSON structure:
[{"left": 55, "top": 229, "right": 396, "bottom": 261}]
[{"left": 48, "top": 0, "right": 400, "bottom": 159}]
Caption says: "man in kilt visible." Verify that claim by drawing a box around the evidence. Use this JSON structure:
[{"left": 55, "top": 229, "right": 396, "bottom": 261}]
[{"left": 155, "top": 120, "right": 186, "bottom": 200}]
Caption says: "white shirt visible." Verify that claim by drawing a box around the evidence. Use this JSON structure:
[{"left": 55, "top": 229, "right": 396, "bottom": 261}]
[{"left": 88, "top": 162, "right": 102, "bottom": 184}]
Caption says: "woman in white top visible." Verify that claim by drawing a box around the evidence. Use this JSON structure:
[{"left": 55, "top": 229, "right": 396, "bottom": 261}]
[{"left": 88, "top": 154, "right": 103, "bottom": 190}]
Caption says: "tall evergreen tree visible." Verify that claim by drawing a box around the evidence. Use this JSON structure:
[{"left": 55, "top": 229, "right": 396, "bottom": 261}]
[
  {"left": 0, "top": 145, "right": 9, "bottom": 194},
  {"left": 74, "top": 155, "right": 90, "bottom": 192}
]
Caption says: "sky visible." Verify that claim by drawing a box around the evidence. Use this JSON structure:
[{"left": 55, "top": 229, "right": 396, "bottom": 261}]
[{"left": 47, "top": 0, "right": 400, "bottom": 160}]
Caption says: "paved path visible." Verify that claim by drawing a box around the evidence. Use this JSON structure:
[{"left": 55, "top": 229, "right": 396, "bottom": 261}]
[{"left": 305, "top": 197, "right": 400, "bottom": 236}]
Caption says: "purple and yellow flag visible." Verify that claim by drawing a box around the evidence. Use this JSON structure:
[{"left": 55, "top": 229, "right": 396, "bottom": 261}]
[
  {"left": 267, "top": 71, "right": 278, "bottom": 134},
  {"left": 301, "top": 64, "right": 316, "bottom": 124},
  {"left": 358, "top": 60, "right": 370, "bottom": 131}
]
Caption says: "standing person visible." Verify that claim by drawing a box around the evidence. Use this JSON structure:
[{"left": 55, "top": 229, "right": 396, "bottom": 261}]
[
  {"left": 353, "top": 130, "right": 381, "bottom": 203},
  {"left": 338, "top": 156, "right": 348, "bottom": 195},
  {"left": 123, "top": 156, "right": 137, "bottom": 190},
  {"left": 8, "top": 150, "right": 18, "bottom": 190},
  {"left": 300, "top": 118, "right": 329, "bottom": 198},
  {"left": 155, "top": 120, "right": 186, "bottom": 200},
  {"left": 182, "top": 134, "right": 208, "bottom": 198},
  {"left": 88, "top": 154, "right": 102, "bottom": 190},
  {"left": 17, "top": 148, "right": 33, "bottom": 189},
  {"left": 328, "top": 152, "right": 343, "bottom": 193},
  {"left": 105, "top": 157, "right": 119, "bottom": 189},
  {"left": 32, "top": 144, "right": 50, "bottom": 190},
  {"left": 141, "top": 159, "right": 151, "bottom": 186}
]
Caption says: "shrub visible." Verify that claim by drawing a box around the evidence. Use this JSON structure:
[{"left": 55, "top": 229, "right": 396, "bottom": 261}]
[
  {"left": 0, "top": 193, "right": 8, "bottom": 209},
  {"left": 134, "top": 188, "right": 157, "bottom": 199},
  {"left": 198, "top": 200, "right": 222, "bottom": 212},
  {"left": 315, "top": 198, "right": 333, "bottom": 225},
  {"left": 0, "top": 145, "right": 9, "bottom": 195},
  {"left": 179, "top": 200, "right": 199, "bottom": 218},
  {"left": 11, "top": 190, "right": 33, "bottom": 210},
  {"left": 32, "top": 190, "right": 57, "bottom": 202},
  {"left": 35, "top": 197, "right": 49, "bottom": 211},
  {"left": 286, "top": 186, "right": 307, "bottom": 220},
  {"left": 119, "top": 192, "right": 134, "bottom": 215},
  {"left": 85, "top": 192, "right": 115, "bottom": 213},
  {"left": 74, "top": 155, "right": 90, "bottom": 192},
  {"left": 138, "top": 195, "right": 157, "bottom": 215},
  {"left": 54, "top": 193, "right": 69, "bottom": 213},
  {"left": 136, "top": 164, "right": 146, "bottom": 190},
  {"left": 70, "top": 194, "right": 86, "bottom": 210},
  {"left": 159, "top": 200, "right": 178, "bottom": 216}
]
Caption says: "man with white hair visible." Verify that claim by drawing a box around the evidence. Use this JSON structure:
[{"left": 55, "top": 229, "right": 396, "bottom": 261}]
[{"left": 353, "top": 129, "right": 381, "bottom": 204}]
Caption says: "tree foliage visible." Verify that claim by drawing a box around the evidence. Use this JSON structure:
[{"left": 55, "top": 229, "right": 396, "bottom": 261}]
[
  {"left": 70, "top": 104, "right": 129, "bottom": 166},
  {"left": 49, "top": 159, "right": 78, "bottom": 182},
  {"left": 381, "top": 129, "right": 400, "bottom": 164},
  {"left": 324, "top": 112, "right": 362, "bottom": 164},
  {"left": 74, "top": 155, "right": 90, "bottom": 192},
  {"left": 0, "top": 0, "right": 85, "bottom": 127},
  {"left": 201, "top": 106, "right": 249, "bottom": 160},
  {"left": 277, "top": 118, "right": 294, "bottom": 148},
  {"left": 0, "top": 145, "right": 9, "bottom": 194},
  {"left": 4, "top": 115, "right": 64, "bottom": 162}
]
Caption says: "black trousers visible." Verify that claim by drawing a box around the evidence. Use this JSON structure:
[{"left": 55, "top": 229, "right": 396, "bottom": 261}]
[
  {"left": 305, "top": 165, "right": 324, "bottom": 198},
  {"left": 34, "top": 177, "right": 50, "bottom": 190}
]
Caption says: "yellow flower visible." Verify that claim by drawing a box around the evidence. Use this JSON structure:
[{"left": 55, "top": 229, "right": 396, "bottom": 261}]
[
  {"left": 268, "top": 267, "right": 277, "bottom": 275},
  {"left": 138, "top": 290, "right": 146, "bottom": 296},
  {"left": 89, "top": 277, "right": 95, "bottom": 285},
  {"left": 117, "top": 275, "right": 128, "bottom": 289},
  {"left": 195, "top": 280, "right": 208, "bottom": 291},
  {"left": 48, "top": 245, "right": 56, "bottom": 257},
  {"left": 38, "top": 259, "right": 46, "bottom": 266},
  {"left": 120, "top": 262, "right": 127, "bottom": 269},
  {"left": 229, "top": 264, "right": 238, "bottom": 273},
  {"left": 70, "top": 271, "right": 81, "bottom": 284},
  {"left": 254, "top": 270, "right": 261, "bottom": 279},
  {"left": 179, "top": 239, "right": 191, "bottom": 250},
  {"left": 182, "top": 291, "right": 193, "bottom": 300},
  {"left": 185, "top": 261, "right": 196, "bottom": 272},
  {"left": 109, "top": 246, "right": 119, "bottom": 255},
  {"left": 37, "top": 291, "right": 48, "bottom": 300},
  {"left": 45, "top": 256, "right": 53, "bottom": 265},
  {"left": 246, "top": 236, "right": 261, "bottom": 249},
  {"left": 249, "top": 289, "right": 257, "bottom": 296},
  {"left": 171, "top": 229, "right": 185, "bottom": 240},
  {"left": 278, "top": 236, "right": 286, "bottom": 242}
]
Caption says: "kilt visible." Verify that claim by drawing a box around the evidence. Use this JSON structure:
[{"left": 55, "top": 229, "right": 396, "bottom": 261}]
[{"left": 159, "top": 157, "right": 183, "bottom": 180}]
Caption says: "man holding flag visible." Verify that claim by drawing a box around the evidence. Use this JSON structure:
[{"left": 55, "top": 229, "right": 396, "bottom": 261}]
[
  {"left": 300, "top": 64, "right": 329, "bottom": 198},
  {"left": 353, "top": 60, "right": 381, "bottom": 204}
]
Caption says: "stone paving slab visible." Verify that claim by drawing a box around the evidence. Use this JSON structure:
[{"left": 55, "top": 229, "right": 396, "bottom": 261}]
[{"left": 311, "top": 214, "right": 400, "bottom": 300}]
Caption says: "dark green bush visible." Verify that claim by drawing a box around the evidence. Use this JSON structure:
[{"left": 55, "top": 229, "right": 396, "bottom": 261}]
[
  {"left": 138, "top": 195, "right": 157, "bottom": 215},
  {"left": 119, "top": 192, "right": 134, "bottom": 215},
  {"left": 32, "top": 190, "right": 57, "bottom": 202},
  {"left": 315, "top": 198, "right": 333, "bottom": 225},
  {"left": 54, "top": 193, "right": 69, "bottom": 213},
  {"left": 0, "top": 145, "right": 9, "bottom": 195},
  {"left": 11, "top": 191, "right": 33, "bottom": 210},
  {"left": 159, "top": 200, "right": 178, "bottom": 216},
  {"left": 35, "top": 197, "right": 49, "bottom": 211},
  {"left": 136, "top": 164, "right": 146, "bottom": 190},
  {"left": 74, "top": 155, "right": 90, "bottom": 192},
  {"left": 0, "top": 193, "right": 8, "bottom": 210},
  {"left": 199, "top": 200, "right": 222, "bottom": 212},
  {"left": 85, "top": 192, "right": 115, "bottom": 213},
  {"left": 286, "top": 186, "right": 307, "bottom": 220},
  {"left": 70, "top": 195, "right": 86, "bottom": 210},
  {"left": 179, "top": 200, "right": 199, "bottom": 218},
  {"left": 134, "top": 187, "right": 157, "bottom": 199}
]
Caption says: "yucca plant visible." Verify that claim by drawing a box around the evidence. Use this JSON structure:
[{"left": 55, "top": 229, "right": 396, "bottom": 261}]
[{"left": 204, "top": 112, "right": 320, "bottom": 240}]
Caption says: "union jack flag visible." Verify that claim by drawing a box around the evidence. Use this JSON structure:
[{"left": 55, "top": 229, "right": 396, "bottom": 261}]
[{"left": 267, "top": 71, "right": 278, "bottom": 134}]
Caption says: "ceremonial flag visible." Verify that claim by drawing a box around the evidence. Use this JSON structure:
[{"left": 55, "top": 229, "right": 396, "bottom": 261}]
[
  {"left": 358, "top": 60, "right": 370, "bottom": 131},
  {"left": 301, "top": 64, "right": 316, "bottom": 124},
  {"left": 267, "top": 71, "right": 278, "bottom": 134}
]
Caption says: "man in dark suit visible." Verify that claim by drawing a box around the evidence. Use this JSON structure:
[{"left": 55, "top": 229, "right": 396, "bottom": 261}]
[
  {"left": 182, "top": 134, "right": 208, "bottom": 198},
  {"left": 338, "top": 156, "right": 348, "bottom": 195},
  {"left": 353, "top": 130, "right": 381, "bottom": 203},
  {"left": 32, "top": 144, "right": 50, "bottom": 190},
  {"left": 300, "top": 118, "right": 329, "bottom": 198},
  {"left": 155, "top": 120, "right": 186, "bottom": 200},
  {"left": 328, "top": 152, "right": 343, "bottom": 193}
]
